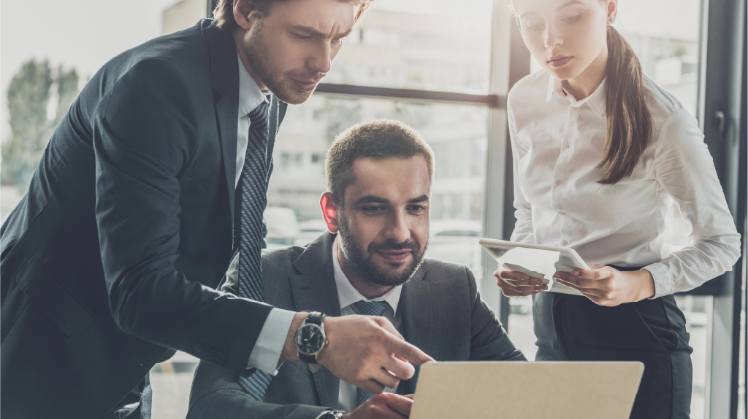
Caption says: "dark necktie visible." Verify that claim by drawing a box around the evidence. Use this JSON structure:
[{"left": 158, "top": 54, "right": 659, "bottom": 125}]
[
  {"left": 351, "top": 300, "right": 392, "bottom": 407},
  {"left": 236, "top": 100, "right": 273, "bottom": 400}
]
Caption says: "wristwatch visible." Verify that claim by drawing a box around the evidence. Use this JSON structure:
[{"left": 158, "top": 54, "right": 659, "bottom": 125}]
[
  {"left": 316, "top": 410, "right": 345, "bottom": 419},
  {"left": 295, "top": 311, "right": 328, "bottom": 372}
]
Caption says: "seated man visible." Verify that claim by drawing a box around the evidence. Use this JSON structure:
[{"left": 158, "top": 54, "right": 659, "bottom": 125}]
[{"left": 188, "top": 119, "right": 525, "bottom": 419}]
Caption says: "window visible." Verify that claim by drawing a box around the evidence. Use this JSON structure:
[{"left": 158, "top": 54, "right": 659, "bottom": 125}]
[{"left": 268, "top": 96, "right": 489, "bottom": 284}]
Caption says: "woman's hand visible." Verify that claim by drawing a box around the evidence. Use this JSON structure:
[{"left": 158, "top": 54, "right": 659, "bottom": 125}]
[
  {"left": 494, "top": 267, "right": 548, "bottom": 297},
  {"left": 553, "top": 264, "right": 656, "bottom": 306}
]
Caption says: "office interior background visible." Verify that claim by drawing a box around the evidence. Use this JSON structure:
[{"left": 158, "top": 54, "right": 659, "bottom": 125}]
[{"left": 0, "top": 0, "right": 745, "bottom": 417}]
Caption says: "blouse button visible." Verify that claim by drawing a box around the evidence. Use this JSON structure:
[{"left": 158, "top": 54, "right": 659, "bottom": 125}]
[
  {"left": 554, "top": 179, "right": 562, "bottom": 187},
  {"left": 561, "top": 240, "right": 569, "bottom": 246}
]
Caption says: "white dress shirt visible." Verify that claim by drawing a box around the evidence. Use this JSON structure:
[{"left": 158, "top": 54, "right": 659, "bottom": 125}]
[
  {"left": 235, "top": 55, "right": 297, "bottom": 374},
  {"left": 332, "top": 236, "right": 403, "bottom": 412},
  {"left": 507, "top": 70, "right": 741, "bottom": 298}
]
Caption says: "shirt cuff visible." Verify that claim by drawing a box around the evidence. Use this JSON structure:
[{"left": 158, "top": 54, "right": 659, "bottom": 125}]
[
  {"left": 247, "top": 307, "right": 296, "bottom": 374},
  {"left": 642, "top": 263, "right": 672, "bottom": 299}
]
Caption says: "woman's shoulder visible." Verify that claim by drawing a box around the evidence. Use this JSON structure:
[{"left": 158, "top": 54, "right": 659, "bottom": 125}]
[
  {"left": 642, "top": 75, "right": 694, "bottom": 126},
  {"left": 507, "top": 69, "right": 550, "bottom": 109},
  {"left": 641, "top": 75, "right": 703, "bottom": 149}
]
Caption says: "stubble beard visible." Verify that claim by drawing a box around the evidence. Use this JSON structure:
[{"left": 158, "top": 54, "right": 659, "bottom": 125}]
[
  {"left": 337, "top": 212, "right": 428, "bottom": 288},
  {"left": 243, "top": 19, "right": 315, "bottom": 105}
]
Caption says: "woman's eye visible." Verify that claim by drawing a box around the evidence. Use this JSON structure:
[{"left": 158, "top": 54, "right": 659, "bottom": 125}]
[
  {"left": 563, "top": 14, "right": 581, "bottom": 23},
  {"left": 525, "top": 22, "right": 544, "bottom": 31}
]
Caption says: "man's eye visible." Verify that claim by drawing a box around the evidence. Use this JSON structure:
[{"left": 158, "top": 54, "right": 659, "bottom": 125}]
[
  {"left": 363, "top": 206, "right": 384, "bottom": 212},
  {"left": 408, "top": 205, "right": 426, "bottom": 212},
  {"left": 295, "top": 34, "right": 313, "bottom": 40}
]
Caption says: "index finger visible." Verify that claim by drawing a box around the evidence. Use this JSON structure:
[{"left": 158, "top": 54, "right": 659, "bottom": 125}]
[
  {"left": 387, "top": 337, "right": 435, "bottom": 367},
  {"left": 373, "top": 316, "right": 405, "bottom": 340}
]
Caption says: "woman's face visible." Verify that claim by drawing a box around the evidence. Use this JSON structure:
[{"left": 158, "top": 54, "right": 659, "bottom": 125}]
[{"left": 513, "top": 0, "right": 615, "bottom": 81}]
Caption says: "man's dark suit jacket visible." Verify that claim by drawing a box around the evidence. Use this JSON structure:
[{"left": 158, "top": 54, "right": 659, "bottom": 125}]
[
  {"left": 0, "top": 19, "right": 287, "bottom": 418},
  {"left": 187, "top": 232, "right": 526, "bottom": 419}
]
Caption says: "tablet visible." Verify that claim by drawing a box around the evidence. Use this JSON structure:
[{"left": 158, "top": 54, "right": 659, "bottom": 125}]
[{"left": 479, "top": 238, "right": 589, "bottom": 296}]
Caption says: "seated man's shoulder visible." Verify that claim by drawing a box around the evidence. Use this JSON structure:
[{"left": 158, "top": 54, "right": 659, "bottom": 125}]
[
  {"left": 419, "top": 258, "right": 476, "bottom": 287},
  {"left": 261, "top": 245, "right": 304, "bottom": 264}
]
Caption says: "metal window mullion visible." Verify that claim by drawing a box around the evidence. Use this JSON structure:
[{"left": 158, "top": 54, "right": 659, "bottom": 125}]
[{"left": 315, "top": 83, "right": 504, "bottom": 108}]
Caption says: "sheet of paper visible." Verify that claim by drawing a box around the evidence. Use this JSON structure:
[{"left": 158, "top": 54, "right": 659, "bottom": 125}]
[{"left": 482, "top": 244, "right": 584, "bottom": 296}]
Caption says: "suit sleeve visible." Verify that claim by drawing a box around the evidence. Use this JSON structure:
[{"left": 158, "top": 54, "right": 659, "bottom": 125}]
[
  {"left": 93, "top": 58, "right": 273, "bottom": 374},
  {"left": 188, "top": 361, "right": 328, "bottom": 419},
  {"left": 465, "top": 267, "right": 526, "bottom": 361}
]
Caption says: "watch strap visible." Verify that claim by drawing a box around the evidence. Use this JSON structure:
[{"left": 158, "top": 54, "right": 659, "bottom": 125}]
[
  {"left": 306, "top": 311, "right": 326, "bottom": 326},
  {"left": 316, "top": 410, "right": 345, "bottom": 419}
]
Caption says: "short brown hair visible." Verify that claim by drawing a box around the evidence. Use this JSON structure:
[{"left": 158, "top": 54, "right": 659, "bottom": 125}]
[
  {"left": 326, "top": 119, "right": 435, "bottom": 205},
  {"left": 213, "top": 0, "right": 373, "bottom": 31}
]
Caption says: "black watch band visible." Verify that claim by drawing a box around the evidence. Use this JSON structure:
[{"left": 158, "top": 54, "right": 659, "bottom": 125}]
[
  {"left": 306, "top": 311, "right": 326, "bottom": 326},
  {"left": 316, "top": 410, "right": 344, "bottom": 419},
  {"left": 298, "top": 312, "right": 327, "bottom": 364}
]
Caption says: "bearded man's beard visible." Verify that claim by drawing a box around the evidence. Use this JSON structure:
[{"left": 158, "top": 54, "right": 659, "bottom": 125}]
[
  {"left": 243, "top": 19, "right": 317, "bottom": 105},
  {"left": 337, "top": 213, "right": 428, "bottom": 287}
]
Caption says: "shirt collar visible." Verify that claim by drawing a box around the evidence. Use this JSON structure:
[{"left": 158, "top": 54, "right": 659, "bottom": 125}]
[
  {"left": 545, "top": 73, "right": 607, "bottom": 118},
  {"left": 332, "top": 236, "right": 403, "bottom": 315},
  {"left": 238, "top": 53, "right": 271, "bottom": 117}
]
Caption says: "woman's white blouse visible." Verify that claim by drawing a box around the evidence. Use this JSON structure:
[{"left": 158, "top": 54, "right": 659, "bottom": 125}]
[{"left": 507, "top": 70, "right": 741, "bottom": 298}]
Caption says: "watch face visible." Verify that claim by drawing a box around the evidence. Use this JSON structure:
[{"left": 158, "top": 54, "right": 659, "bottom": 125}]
[{"left": 296, "top": 323, "right": 325, "bottom": 355}]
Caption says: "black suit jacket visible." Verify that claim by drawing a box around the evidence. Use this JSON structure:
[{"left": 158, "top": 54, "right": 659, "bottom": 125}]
[{"left": 0, "top": 19, "right": 287, "bottom": 418}]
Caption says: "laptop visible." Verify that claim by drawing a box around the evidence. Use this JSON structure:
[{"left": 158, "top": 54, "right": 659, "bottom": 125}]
[{"left": 410, "top": 361, "right": 644, "bottom": 419}]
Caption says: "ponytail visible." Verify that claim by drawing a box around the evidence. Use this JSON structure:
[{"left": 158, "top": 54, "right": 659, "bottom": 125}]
[{"left": 598, "top": 26, "right": 652, "bottom": 184}]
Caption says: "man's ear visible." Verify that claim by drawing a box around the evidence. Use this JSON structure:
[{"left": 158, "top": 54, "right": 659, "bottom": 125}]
[
  {"left": 233, "top": 0, "right": 260, "bottom": 31},
  {"left": 320, "top": 192, "right": 340, "bottom": 233}
]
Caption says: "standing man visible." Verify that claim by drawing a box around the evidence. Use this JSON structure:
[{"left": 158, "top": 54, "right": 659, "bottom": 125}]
[{"left": 0, "top": 1, "right": 433, "bottom": 418}]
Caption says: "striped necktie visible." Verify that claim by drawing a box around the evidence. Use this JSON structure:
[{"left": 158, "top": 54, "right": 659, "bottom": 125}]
[
  {"left": 236, "top": 99, "right": 273, "bottom": 400},
  {"left": 351, "top": 300, "right": 392, "bottom": 407}
]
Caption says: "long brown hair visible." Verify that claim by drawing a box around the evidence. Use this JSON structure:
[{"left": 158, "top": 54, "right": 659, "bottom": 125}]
[{"left": 599, "top": 26, "right": 652, "bottom": 184}]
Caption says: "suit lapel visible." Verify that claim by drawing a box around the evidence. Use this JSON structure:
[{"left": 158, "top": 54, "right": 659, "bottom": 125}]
[
  {"left": 289, "top": 233, "right": 341, "bottom": 408},
  {"left": 204, "top": 22, "right": 239, "bottom": 227},
  {"left": 398, "top": 267, "right": 436, "bottom": 395}
]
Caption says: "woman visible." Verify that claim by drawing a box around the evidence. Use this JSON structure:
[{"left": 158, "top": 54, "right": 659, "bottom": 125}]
[{"left": 496, "top": 0, "right": 741, "bottom": 418}]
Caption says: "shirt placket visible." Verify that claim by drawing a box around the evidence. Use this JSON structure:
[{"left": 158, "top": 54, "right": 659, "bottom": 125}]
[{"left": 550, "top": 102, "right": 578, "bottom": 248}]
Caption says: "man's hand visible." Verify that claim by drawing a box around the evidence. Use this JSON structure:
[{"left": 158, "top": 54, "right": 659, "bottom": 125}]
[
  {"left": 553, "top": 264, "right": 656, "bottom": 306},
  {"left": 280, "top": 314, "right": 434, "bottom": 394},
  {"left": 342, "top": 393, "right": 414, "bottom": 419},
  {"left": 494, "top": 267, "right": 547, "bottom": 297}
]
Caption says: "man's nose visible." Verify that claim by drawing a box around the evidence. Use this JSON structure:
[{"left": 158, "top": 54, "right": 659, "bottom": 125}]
[
  {"left": 383, "top": 210, "right": 410, "bottom": 243},
  {"left": 308, "top": 42, "right": 332, "bottom": 74}
]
